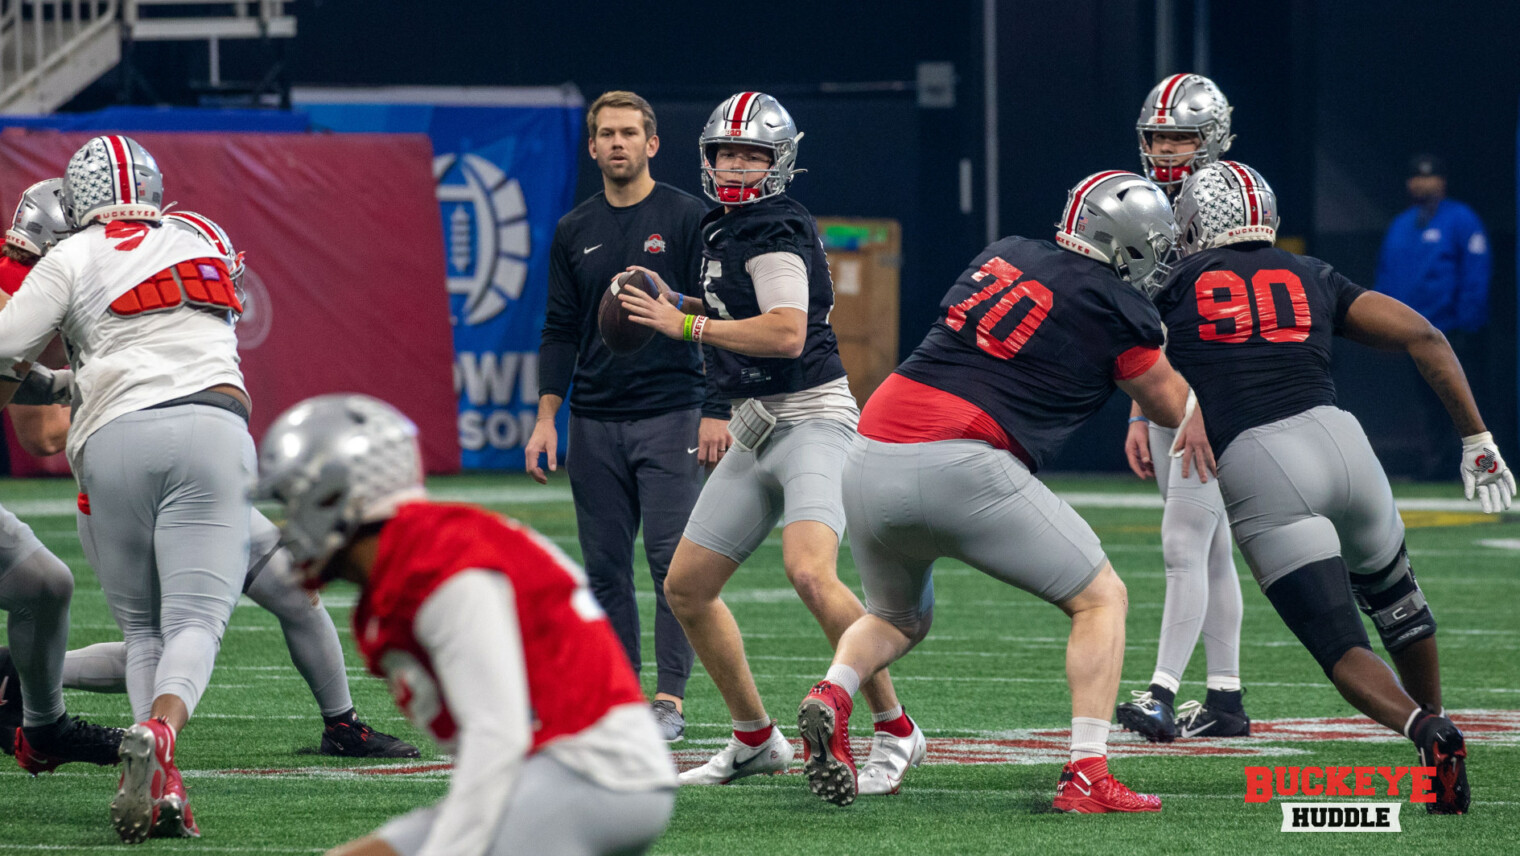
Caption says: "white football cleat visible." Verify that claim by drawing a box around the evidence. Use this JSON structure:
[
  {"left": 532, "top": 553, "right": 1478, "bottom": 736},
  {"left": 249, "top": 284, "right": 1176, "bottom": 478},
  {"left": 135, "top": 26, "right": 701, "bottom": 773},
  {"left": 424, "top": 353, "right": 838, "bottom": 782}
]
[
  {"left": 857, "top": 720, "right": 926, "bottom": 796},
  {"left": 678, "top": 725, "right": 794, "bottom": 785}
]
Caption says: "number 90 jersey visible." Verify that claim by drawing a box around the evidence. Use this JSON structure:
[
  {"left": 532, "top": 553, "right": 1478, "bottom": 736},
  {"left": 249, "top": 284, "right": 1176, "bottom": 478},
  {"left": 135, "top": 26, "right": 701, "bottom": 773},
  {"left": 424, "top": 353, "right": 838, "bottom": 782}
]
[
  {"left": 1153, "top": 244, "right": 1367, "bottom": 456},
  {"left": 895, "top": 237, "right": 1164, "bottom": 472}
]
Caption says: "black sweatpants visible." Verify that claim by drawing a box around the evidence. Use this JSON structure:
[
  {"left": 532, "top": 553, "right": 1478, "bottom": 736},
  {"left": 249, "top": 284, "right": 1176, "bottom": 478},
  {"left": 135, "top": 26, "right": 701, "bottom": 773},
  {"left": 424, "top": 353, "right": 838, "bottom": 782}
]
[{"left": 568, "top": 409, "right": 701, "bottom": 698}]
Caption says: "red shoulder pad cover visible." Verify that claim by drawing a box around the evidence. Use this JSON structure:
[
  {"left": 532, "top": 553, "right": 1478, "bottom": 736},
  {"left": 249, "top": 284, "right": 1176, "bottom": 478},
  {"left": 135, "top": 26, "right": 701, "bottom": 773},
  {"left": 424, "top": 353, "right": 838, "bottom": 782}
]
[{"left": 109, "top": 257, "right": 243, "bottom": 317}]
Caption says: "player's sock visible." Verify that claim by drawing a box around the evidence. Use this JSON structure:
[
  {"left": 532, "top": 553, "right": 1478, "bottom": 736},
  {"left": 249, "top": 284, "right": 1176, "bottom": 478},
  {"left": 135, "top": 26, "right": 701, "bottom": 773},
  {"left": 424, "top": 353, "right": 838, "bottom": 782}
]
[
  {"left": 824, "top": 664, "right": 860, "bottom": 697},
  {"left": 873, "top": 707, "right": 915, "bottom": 738},
  {"left": 322, "top": 708, "right": 358, "bottom": 728},
  {"left": 1071, "top": 717, "right": 1110, "bottom": 762},
  {"left": 733, "top": 717, "right": 773, "bottom": 747},
  {"left": 61, "top": 642, "right": 129, "bottom": 693},
  {"left": 1205, "top": 675, "right": 1241, "bottom": 693},
  {"left": 1204, "top": 687, "right": 1245, "bottom": 713},
  {"left": 1146, "top": 682, "right": 1176, "bottom": 708},
  {"left": 1402, "top": 708, "right": 1426, "bottom": 740}
]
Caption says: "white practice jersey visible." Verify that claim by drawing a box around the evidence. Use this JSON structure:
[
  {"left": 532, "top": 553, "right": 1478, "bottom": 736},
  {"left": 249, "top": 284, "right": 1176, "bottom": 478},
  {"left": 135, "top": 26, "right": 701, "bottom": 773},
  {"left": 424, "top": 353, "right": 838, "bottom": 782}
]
[{"left": 0, "top": 220, "right": 245, "bottom": 468}]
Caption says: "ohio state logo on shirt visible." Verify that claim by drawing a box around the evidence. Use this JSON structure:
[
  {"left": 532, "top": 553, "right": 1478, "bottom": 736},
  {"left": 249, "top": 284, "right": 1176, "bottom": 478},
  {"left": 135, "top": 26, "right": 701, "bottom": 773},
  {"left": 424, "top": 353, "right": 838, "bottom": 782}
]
[{"left": 644, "top": 234, "right": 666, "bottom": 254}]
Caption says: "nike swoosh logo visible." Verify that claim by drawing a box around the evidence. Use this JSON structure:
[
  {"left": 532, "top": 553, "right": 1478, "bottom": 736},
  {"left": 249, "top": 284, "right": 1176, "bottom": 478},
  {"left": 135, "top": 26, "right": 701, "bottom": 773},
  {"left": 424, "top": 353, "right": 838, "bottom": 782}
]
[
  {"left": 1178, "top": 720, "right": 1216, "bottom": 738},
  {"left": 729, "top": 747, "right": 772, "bottom": 776},
  {"left": 687, "top": 447, "right": 700, "bottom": 454},
  {"left": 583, "top": 244, "right": 602, "bottom": 255}
]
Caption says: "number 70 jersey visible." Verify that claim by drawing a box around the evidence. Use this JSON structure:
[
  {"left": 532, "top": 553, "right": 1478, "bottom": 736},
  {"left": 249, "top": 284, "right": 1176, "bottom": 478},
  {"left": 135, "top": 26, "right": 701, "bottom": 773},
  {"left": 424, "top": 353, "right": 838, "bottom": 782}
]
[
  {"left": 1152, "top": 244, "right": 1367, "bottom": 456},
  {"left": 894, "top": 236, "right": 1165, "bottom": 472}
]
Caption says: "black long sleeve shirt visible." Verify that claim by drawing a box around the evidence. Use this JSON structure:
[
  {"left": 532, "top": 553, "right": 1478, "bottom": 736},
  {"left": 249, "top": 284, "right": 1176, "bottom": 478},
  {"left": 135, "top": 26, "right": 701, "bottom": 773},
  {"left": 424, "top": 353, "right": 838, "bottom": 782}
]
[{"left": 539, "top": 183, "right": 728, "bottom": 420}]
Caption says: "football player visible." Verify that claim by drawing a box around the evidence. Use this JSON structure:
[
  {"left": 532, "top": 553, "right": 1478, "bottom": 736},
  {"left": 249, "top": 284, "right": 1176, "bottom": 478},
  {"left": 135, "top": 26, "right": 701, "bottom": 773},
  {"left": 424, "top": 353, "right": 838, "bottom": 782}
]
[
  {"left": 0, "top": 179, "right": 122, "bottom": 776},
  {"left": 0, "top": 191, "right": 416, "bottom": 762},
  {"left": 1155, "top": 160, "right": 1513, "bottom": 814},
  {"left": 795, "top": 171, "right": 1208, "bottom": 810},
  {"left": 256, "top": 395, "right": 675, "bottom": 856},
  {"left": 617, "top": 92, "right": 923, "bottom": 795},
  {"left": 1118, "top": 72, "right": 1250, "bottom": 741},
  {"left": 0, "top": 136, "right": 255, "bottom": 841}
]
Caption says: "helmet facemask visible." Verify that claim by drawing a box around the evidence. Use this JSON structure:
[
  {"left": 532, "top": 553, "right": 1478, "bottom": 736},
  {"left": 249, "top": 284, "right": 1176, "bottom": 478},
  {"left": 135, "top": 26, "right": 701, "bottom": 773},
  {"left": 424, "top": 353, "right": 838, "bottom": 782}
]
[{"left": 699, "top": 92, "right": 803, "bottom": 206}]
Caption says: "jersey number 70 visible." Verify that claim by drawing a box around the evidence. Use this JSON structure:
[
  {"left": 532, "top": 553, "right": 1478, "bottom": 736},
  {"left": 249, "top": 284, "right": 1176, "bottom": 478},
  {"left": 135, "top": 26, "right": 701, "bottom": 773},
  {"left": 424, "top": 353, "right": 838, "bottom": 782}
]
[
  {"left": 945, "top": 257, "right": 1054, "bottom": 359},
  {"left": 1195, "top": 269, "right": 1310, "bottom": 343}
]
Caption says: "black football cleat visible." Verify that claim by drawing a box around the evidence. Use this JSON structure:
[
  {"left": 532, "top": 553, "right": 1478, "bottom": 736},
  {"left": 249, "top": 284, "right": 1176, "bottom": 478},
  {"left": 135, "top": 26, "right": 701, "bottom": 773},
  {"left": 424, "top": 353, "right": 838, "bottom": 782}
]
[
  {"left": 15, "top": 713, "right": 124, "bottom": 775},
  {"left": 1116, "top": 690, "right": 1177, "bottom": 743},
  {"left": 320, "top": 715, "right": 420, "bottom": 759},
  {"left": 1413, "top": 714, "right": 1470, "bottom": 815},
  {"left": 0, "top": 646, "right": 20, "bottom": 755},
  {"left": 1174, "top": 699, "right": 1251, "bottom": 738}
]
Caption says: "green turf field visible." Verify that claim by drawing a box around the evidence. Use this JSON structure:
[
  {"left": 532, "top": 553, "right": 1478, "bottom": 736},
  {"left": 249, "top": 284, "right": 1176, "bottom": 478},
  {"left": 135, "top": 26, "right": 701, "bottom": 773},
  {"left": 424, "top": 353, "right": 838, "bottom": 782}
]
[{"left": 1, "top": 473, "right": 1517, "bottom": 854}]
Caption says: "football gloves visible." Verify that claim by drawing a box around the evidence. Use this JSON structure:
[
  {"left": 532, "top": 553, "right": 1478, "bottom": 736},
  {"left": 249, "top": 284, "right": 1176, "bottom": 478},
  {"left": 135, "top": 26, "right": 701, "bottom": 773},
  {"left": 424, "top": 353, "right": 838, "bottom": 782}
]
[{"left": 1460, "top": 432, "right": 1515, "bottom": 514}]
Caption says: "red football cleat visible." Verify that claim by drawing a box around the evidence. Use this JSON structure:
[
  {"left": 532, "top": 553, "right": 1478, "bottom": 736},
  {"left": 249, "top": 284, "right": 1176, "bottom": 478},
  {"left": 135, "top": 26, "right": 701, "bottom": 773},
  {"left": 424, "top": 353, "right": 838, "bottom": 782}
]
[
  {"left": 112, "top": 718, "right": 198, "bottom": 843},
  {"left": 1053, "top": 756, "right": 1162, "bottom": 813},
  {"left": 798, "top": 680, "right": 858, "bottom": 806}
]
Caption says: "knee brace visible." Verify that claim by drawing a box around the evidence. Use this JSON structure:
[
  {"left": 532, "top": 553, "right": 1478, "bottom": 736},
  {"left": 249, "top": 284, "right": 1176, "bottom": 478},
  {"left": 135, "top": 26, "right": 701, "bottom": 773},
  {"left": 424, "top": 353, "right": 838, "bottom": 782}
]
[
  {"left": 1351, "top": 543, "right": 1436, "bottom": 654},
  {"left": 1264, "top": 557, "right": 1372, "bottom": 677}
]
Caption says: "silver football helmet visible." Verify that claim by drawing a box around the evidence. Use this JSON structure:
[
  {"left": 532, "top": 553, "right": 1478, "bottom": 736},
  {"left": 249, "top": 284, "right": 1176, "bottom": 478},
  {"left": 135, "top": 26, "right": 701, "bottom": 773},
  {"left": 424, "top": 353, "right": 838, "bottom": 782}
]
[
  {"left": 1055, "top": 170, "right": 1178, "bottom": 296},
  {"left": 700, "top": 92, "right": 804, "bottom": 205},
  {"left": 165, "top": 210, "right": 246, "bottom": 283},
  {"left": 6, "top": 178, "right": 75, "bottom": 256},
  {"left": 254, "top": 394, "right": 426, "bottom": 580},
  {"left": 1136, "top": 73, "right": 1234, "bottom": 189},
  {"left": 62, "top": 135, "right": 164, "bottom": 225},
  {"left": 1173, "top": 161, "right": 1280, "bottom": 257}
]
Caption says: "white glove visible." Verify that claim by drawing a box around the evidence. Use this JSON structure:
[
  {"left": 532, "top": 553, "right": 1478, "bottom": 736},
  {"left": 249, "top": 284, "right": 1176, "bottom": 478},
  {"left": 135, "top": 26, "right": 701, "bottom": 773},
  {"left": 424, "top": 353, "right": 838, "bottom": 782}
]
[{"left": 1460, "top": 432, "right": 1515, "bottom": 514}]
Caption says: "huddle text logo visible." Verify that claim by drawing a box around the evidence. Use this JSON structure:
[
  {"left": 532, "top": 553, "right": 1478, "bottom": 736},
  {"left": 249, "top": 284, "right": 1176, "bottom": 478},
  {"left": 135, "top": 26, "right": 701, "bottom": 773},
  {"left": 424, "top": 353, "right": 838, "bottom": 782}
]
[{"left": 1245, "top": 765, "right": 1437, "bottom": 833}]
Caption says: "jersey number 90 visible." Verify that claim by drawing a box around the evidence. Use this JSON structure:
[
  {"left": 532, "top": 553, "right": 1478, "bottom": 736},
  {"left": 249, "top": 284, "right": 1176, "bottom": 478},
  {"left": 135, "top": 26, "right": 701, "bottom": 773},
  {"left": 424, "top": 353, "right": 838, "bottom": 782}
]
[{"left": 1195, "top": 269, "right": 1310, "bottom": 344}]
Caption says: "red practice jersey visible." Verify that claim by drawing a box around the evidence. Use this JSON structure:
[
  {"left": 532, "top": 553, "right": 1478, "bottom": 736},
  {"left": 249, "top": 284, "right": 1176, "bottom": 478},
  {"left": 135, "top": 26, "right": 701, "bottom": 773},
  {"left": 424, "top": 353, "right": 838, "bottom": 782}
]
[
  {"left": 0, "top": 254, "right": 32, "bottom": 295},
  {"left": 354, "top": 501, "right": 645, "bottom": 751}
]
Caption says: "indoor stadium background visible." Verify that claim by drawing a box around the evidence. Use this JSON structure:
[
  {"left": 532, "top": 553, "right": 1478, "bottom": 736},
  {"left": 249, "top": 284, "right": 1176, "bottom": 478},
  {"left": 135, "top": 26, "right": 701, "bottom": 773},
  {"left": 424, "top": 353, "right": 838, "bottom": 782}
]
[{"left": 0, "top": 2, "right": 1517, "bottom": 854}]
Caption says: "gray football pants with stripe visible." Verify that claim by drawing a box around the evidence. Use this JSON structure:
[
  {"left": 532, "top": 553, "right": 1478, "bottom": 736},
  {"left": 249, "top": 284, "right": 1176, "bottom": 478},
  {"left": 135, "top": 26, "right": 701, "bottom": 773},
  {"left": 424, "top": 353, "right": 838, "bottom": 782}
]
[
  {"left": 0, "top": 503, "right": 73, "bottom": 727},
  {"left": 75, "top": 404, "right": 254, "bottom": 722},
  {"left": 1148, "top": 423, "right": 1243, "bottom": 686},
  {"left": 62, "top": 509, "right": 355, "bottom": 719}
]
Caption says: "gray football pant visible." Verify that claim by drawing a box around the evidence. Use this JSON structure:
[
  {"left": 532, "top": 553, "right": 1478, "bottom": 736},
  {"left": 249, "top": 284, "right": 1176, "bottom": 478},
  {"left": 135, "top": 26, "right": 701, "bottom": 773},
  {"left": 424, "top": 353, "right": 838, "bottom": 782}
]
[
  {"left": 1148, "top": 423, "right": 1243, "bottom": 686},
  {"left": 62, "top": 509, "right": 355, "bottom": 719},
  {"left": 1217, "top": 406, "right": 1405, "bottom": 590},
  {"left": 378, "top": 754, "right": 674, "bottom": 856},
  {"left": 568, "top": 410, "right": 700, "bottom": 699},
  {"left": 0, "top": 504, "right": 72, "bottom": 726},
  {"left": 75, "top": 404, "right": 254, "bottom": 722}
]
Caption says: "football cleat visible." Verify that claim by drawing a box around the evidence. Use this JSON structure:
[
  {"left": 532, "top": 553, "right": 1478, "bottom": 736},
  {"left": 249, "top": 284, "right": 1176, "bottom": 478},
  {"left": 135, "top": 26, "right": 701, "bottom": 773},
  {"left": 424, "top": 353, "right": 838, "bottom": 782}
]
[
  {"left": 14, "top": 714, "right": 124, "bottom": 775},
  {"left": 857, "top": 717, "right": 926, "bottom": 796},
  {"left": 798, "top": 681, "right": 858, "bottom": 806},
  {"left": 1174, "top": 699, "right": 1251, "bottom": 738},
  {"left": 678, "top": 723, "right": 794, "bottom": 785},
  {"left": 1053, "top": 756, "right": 1162, "bottom": 813},
  {"left": 1413, "top": 714, "right": 1470, "bottom": 815},
  {"left": 150, "top": 761, "right": 200, "bottom": 839},
  {"left": 0, "top": 646, "right": 19, "bottom": 755},
  {"left": 652, "top": 699, "right": 686, "bottom": 743},
  {"left": 112, "top": 719, "right": 181, "bottom": 844},
  {"left": 1116, "top": 690, "right": 1177, "bottom": 743},
  {"left": 320, "top": 715, "right": 420, "bottom": 758}
]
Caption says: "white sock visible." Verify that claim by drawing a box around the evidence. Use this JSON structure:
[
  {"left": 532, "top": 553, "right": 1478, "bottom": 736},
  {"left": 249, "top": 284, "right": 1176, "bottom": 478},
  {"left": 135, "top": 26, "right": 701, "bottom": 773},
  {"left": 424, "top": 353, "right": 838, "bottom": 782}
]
[
  {"left": 825, "top": 664, "right": 861, "bottom": 697},
  {"left": 872, "top": 705, "right": 904, "bottom": 724},
  {"left": 1205, "top": 675, "right": 1241, "bottom": 692},
  {"left": 1070, "top": 717, "right": 1110, "bottom": 762},
  {"left": 733, "top": 717, "right": 771, "bottom": 734},
  {"left": 1402, "top": 708, "right": 1423, "bottom": 739},
  {"left": 1148, "top": 671, "right": 1181, "bottom": 694}
]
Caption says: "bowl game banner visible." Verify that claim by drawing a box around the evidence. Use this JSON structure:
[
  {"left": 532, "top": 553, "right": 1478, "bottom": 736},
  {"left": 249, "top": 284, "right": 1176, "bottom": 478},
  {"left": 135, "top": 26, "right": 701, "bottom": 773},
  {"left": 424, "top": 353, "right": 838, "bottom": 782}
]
[{"left": 297, "top": 86, "right": 583, "bottom": 469}]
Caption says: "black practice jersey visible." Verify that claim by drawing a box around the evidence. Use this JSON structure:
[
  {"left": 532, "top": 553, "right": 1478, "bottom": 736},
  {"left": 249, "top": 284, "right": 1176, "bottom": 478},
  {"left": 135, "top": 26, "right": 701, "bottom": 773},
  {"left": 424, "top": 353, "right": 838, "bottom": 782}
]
[
  {"left": 896, "top": 236, "right": 1165, "bottom": 471},
  {"left": 1153, "top": 244, "right": 1367, "bottom": 455},
  {"left": 540, "top": 182, "right": 726, "bottom": 420},
  {"left": 698, "top": 194, "right": 847, "bottom": 399}
]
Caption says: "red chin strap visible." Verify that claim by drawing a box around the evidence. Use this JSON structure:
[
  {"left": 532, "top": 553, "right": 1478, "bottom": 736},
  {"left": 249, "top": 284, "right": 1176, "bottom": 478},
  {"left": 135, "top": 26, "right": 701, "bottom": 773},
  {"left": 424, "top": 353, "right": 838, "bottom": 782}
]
[
  {"left": 1151, "top": 163, "right": 1194, "bottom": 184},
  {"left": 716, "top": 185, "right": 763, "bottom": 204}
]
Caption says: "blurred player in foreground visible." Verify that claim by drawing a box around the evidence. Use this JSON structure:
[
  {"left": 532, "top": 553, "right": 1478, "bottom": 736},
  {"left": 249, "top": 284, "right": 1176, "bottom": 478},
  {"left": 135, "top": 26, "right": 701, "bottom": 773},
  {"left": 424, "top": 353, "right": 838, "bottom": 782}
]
[
  {"left": 797, "top": 171, "right": 1207, "bottom": 810},
  {"left": 1155, "top": 160, "right": 1514, "bottom": 814},
  {"left": 0, "top": 179, "right": 123, "bottom": 775},
  {"left": 256, "top": 395, "right": 675, "bottom": 856},
  {"left": 619, "top": 92, "right": 922, "bottom": 795},
  {"left": 1119, "top": 72, "right": 1250, "bottom": 741}
]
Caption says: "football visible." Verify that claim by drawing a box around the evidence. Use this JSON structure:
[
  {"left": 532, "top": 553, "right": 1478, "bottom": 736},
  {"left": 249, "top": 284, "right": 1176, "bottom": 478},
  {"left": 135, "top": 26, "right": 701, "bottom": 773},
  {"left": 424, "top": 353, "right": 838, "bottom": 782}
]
[{"left": 598, "top": 269, "right": 660, "bottom": 356}]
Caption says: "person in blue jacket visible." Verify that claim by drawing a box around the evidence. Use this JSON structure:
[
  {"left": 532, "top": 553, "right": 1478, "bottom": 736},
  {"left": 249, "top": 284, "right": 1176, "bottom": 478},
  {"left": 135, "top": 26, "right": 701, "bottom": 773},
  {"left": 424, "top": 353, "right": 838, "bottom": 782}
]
[{"left": 1374, "top": 154, "right": 1492, "bottom": 478}]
